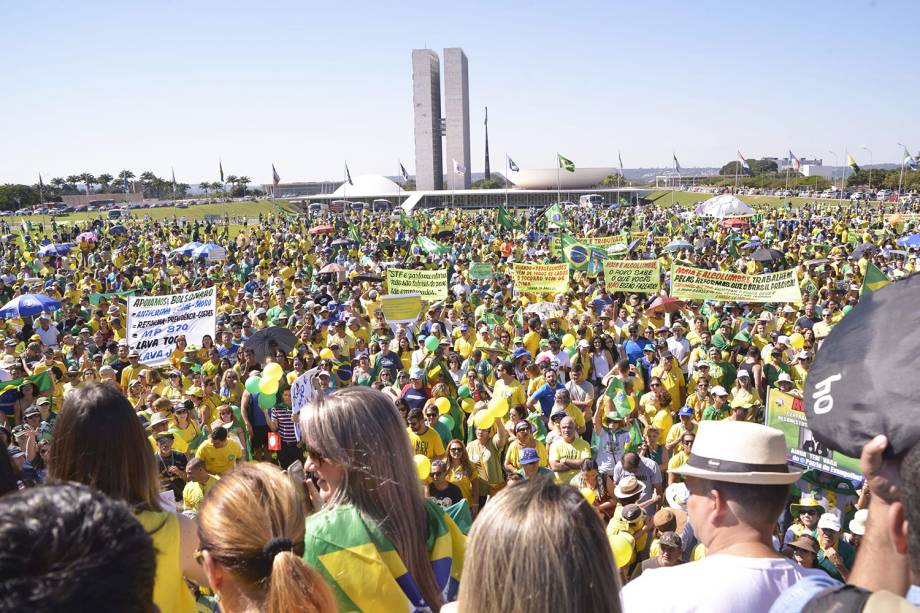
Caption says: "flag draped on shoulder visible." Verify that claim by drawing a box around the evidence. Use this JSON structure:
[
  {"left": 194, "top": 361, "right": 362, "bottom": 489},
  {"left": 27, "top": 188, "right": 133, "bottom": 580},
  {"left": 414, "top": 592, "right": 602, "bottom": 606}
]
[
  {"left": 303, "top": 501, "right": 464, "bottom": 612},
  {"left": 557, "top": 153, "right": 575, "bottom": 172},
  {"left": 861, "top": 261, "right": 890, "bottom": 296},
  {"left": 0, "top": 371, "right": 52, "bottom": 395},
  {"left": 544, "top": 203, "right": 567, "bottom": 229}
]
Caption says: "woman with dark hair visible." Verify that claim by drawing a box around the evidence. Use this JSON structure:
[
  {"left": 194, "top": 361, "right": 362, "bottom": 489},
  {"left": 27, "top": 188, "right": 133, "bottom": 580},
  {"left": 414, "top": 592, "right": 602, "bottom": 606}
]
[
  {"left": 47, "top": 382, "right": 206, "bottom": 613},
  {"left": 300, "top": 386, "right": 465, "bottom": 611}
]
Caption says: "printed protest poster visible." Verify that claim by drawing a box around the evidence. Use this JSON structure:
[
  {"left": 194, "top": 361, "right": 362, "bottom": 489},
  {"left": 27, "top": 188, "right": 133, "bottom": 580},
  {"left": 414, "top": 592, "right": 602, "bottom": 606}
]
[
  {"left": 550, "top": 234, "right": 627, "bottom": 256},
  {"left": 386, "top": 268, "right": 448, "bottom": 301},
  {"left": 380, "top": 293, "right": 423, "bottom": 324},
  {"left": 127, "top": 287, "right": 217, "bottom": 366},
  {"left": 290, "top": 367, "right": 319, "bottom": 416},
  {"left": 468, "top": 262, "right": 494, "bottom": 281},
  {"left": 765, "top": 388, "right": 862, "bottom": 481},
  {"left": 669, "top": 264, "right": 802, "bottom": 303},
  {"left": 512, "top": 263, "right": 569, "bottom": 294},
  {"left": 603, "top": 260, "right": 660, "bottom": 293}
]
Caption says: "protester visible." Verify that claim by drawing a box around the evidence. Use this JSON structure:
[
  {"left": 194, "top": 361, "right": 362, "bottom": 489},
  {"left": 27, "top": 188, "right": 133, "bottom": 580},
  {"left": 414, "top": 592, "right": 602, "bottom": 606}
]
[
  {"left": 0, "top": 482, "right": 157, "bottom": 612},
  {"left": 196, "top": 462, "right": 335, "bottom": 613}
]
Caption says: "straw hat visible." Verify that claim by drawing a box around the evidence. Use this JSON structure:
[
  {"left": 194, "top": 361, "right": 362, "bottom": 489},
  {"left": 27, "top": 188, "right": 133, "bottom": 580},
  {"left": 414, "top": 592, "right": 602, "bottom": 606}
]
[
  {"left": 670, "top": 421, "right": 801, "bottom": 485},
  {"left": 614, "top": 475, "right": 647, "bottom": 499}
]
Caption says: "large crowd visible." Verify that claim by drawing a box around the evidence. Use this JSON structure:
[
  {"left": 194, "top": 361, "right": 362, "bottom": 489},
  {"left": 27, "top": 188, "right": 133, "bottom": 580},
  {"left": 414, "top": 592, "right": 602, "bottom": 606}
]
[{"left": 1, "top": 198, "right": 920, "bottom": 612}]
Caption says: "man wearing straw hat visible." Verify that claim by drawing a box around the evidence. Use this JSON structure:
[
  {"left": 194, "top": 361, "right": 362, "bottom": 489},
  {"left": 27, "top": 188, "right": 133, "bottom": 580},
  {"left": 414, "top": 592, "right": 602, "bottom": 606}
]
[{"left": 621, "top": 420, "right": 826, "bottom": 611}]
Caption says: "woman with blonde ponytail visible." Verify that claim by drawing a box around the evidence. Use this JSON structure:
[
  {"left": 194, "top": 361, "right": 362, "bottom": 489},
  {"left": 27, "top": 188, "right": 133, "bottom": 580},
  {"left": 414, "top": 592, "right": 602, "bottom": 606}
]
[{"left": 196, "top": 463, "right": 336, "bottom": 613}]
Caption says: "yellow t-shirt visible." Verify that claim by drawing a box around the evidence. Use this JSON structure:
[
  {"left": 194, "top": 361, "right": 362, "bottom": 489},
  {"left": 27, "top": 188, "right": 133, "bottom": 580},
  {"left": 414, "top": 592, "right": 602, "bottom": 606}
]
[
  {"left": 549, "top": 437, "right": 591, "bottom": 483},
  {"left": 135, "top": 511, "right": 197, "bottom": 613},
  {"left": 505, "top": 439, "right": 549, "bottom": 470},
  {"left": 148, "top": 433, "right": 189, "bottom": 454},
  {"left": 523, "top": 331, "right": 542, "bottom": 358},
  {"left": 406, "top": 426, "right": 445, "bottom": 459},
  {"left": 195, "top": 439, "right": 242, "bottom": 475},
  {"left": 493, "top": 378, "right": 527, "bottom": 408},
  {"left": 182, "top": 475, "right": 219, "bottom": 512}
]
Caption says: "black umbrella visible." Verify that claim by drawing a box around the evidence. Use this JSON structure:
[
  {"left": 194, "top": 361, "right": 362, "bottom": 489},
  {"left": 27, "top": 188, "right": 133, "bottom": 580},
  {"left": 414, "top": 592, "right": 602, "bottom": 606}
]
[
  {"left": 750, "top": 247, "right": 785, "bottom": 262},
  {"left": 244, "top": 326, "right": 298, "bottom": 364},
  {"left": 805, "top": 274, "right": 919, "bottom": 457},
  {"left": 850, "top": 243, "right": 877, "bottom": 259},
  {"left": 435, "top": 230, "right": 455, "bottom": 240},
  {"left": 353, "top": 273, "right": 383, "bottom": 283},
  {"left": 694, "top": 238, "right": 716, "bottom": 251}
]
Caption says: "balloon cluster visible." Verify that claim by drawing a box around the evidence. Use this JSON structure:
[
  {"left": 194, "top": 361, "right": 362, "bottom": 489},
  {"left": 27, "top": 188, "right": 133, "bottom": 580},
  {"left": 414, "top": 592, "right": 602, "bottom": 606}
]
[{"left": 244, "top": 361, "right": 285, "bottom": 409}]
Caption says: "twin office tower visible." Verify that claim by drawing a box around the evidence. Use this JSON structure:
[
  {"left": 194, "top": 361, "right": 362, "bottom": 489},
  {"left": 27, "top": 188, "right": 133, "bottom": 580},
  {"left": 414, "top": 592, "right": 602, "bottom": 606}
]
[{"left": 412, "top": 48, "right": 471, "bottom": 191}]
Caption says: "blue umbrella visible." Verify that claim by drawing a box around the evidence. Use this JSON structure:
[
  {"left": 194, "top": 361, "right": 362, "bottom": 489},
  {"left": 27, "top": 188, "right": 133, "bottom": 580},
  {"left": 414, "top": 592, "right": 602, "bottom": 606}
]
[
  {"left": 896, "top": 234, "right": 920, "bottom": 249},
  {"left": 190, "top": 243, "right": 227, "bottom": 260},
  {"left": 0, "top": 294, "right": 62, "bottom": 318},
  {"left": 169, "top": 241, "right": 202, "bottom": 257},
  {"left": 665, "top": 239, "right": 693, "bottom": 253},
  {"left": 37, "top": 242, "right": 76, "bottom": 257}
]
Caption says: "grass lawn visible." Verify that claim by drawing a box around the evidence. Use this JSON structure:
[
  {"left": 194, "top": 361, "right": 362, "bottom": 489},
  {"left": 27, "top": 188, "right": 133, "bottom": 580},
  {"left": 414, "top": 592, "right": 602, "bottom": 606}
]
[{"left": 644, "top": 190, "right": 852, "bottom": 209}]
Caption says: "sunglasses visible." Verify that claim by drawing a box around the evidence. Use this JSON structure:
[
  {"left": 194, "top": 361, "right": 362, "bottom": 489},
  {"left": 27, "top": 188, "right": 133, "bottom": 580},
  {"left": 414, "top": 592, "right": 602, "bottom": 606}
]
[
  {"left": 799, "top": 509, "right": 818, "bottom": 516},
  {"left": 449, "top": 447, "right": 463, "bottom": 453},
  {"left": 430, "top": 471, "right": 445, "bottom": 478}
]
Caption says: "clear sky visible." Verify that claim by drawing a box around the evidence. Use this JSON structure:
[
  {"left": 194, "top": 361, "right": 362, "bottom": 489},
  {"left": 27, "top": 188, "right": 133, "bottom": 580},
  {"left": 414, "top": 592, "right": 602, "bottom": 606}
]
[{"left": 2, "top": 0, "right": 919, "bottom": 185}]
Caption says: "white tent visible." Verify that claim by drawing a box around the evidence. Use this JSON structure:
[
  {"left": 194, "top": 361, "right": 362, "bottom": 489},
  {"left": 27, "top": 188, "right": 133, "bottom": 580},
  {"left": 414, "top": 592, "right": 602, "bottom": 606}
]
[{"left": 694, "top": 194, "right": 755, "bottom": 218}]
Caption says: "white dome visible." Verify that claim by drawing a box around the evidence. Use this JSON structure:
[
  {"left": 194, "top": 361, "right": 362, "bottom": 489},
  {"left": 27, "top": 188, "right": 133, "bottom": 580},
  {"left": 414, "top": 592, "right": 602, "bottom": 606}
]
[
  {"left": 694, "top": 194, "right": 755, "bottom": 218},
  {"left": 331, "top": 174, "right": 403, "bottom": 198}
]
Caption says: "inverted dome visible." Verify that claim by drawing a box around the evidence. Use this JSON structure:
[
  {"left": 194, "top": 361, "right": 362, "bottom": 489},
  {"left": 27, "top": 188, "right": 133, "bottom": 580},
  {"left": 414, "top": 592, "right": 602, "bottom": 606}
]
[
  {"left": 331, "top": 174, "right": 403, "bottom": 198},
  {"left": 508, "top": 167, "right": 618, "bottom": 189},
  {"left": 694, "top": 194, "right": 755, "bottom": 218}
]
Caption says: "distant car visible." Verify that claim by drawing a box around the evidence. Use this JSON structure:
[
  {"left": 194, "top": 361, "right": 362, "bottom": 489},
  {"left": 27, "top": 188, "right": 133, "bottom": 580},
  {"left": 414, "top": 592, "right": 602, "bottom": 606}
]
[
  {"left": 350, "top": 201, "right": 366, "bottom": 212},
  {"left": 174, "top": 202, "right": 189, "bottom": 209},
  {"left": 371, "top": 199, "right": 392, "bottom": 213},
  {"left": 851, "top": 192, "right": 863, "bottom": 200}
]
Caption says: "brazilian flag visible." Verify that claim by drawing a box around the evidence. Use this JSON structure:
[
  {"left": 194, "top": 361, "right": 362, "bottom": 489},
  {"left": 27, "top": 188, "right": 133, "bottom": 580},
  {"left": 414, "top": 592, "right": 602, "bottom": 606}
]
[
  {"left": 545, "top": 203, "right": 567, "bottom": 229},
  {"left": 0, "top": 371, "right": 52, "bottom": 395},
  {"left": 416, "top": 235, "right": 449, "bottom": 255},
  {"left": 561, "top": 234, "right": 606, "bottom": 272},
  {"left": 497, "top": 205, "right": 523, "bottom": 231},
  {"left": 557, "top": 153, "right": 576, "bottom": 172},
  {"left": 846, "top": 153, "right": 860, "bottom": 174},
  {"left": 348, "top": 223, "right": 362, "bottom": 245},
  {"left": 860, "top": 261, "right": 890, "bottom": 296},
  {"left": 399, "top": 211, "right": 419, "bottom": 231}
]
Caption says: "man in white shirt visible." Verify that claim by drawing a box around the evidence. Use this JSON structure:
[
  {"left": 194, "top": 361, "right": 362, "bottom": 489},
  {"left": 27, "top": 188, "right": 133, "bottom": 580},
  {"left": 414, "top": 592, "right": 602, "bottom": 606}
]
[
  {"left": 621, "top": 421, "right": 826, "bottom": 612},
  {"left": 35, "top": 314, "right": 59, "bottom": 348},
  {"left": 666, "top": 321, "right": 692, "bottom": 372}
]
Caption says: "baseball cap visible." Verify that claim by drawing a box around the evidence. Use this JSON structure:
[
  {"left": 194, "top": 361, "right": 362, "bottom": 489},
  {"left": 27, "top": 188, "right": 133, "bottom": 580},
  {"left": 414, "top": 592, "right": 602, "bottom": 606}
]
[
  {"left": 677, "top": 406, "right": 694, "bottom": 418},
  {"left": 519, "top": 447, "right": 540, "bottom": 465},
  {"left": 659, "top": 531, "right": 683, "bottom": 550},
  {"left": 711, "top": 385, "right": 729, "bottom": 397},
  {"left": 577, "top": 339, "right": 590, "bottom": 349},
  {"left": 817, "top": 512, "right": 841, "bottom": 532},
  {"left": 409, "top": 366, "right": 423, "bottom": 379},
  {"left": 777, "top": 372, "right": 793, "bottom": 383}
]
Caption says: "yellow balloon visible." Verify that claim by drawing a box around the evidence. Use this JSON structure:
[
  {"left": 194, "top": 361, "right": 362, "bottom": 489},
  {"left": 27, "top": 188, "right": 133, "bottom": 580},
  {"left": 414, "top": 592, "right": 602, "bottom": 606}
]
[
  {"left": 652, "top": 409, "right": 672, "bottom": 444},
  {"left": 259, "top": 377, "right": 279, "bottom": 395},
  {"left": 474, "top": 411, "right": 495, "bottom": 430},
  {"left": 263, "top": 362, "right": 284, "bottom": 381},
  {"left": 488, "top": 396, "right": 509, "bottom": 418},
  {"left": 580, "top": 487, "right": 597, "bottom": 505},
  {"left": 561, "top": 334, "right": 576, "bottom": 348},
  {"left": 610, "top": 532, "right": 635, "bottom": 569},
  {"left": 286, "top": 371, "right": 298, "bottom": 385},
  {"left": 435, "top": 397, "right": 451, "bottom": 415},
  {"left": 460, "top": 397, "right": 475, "bottom": 414},
  {"left": 414, "top": 454, "right": 431, "bottom": 480},
  {"left": 319, "top": 348, "right": 335, "bottom": 360},
  {"left": 789, "top": 333, "right": 805, "bottom": 349}
]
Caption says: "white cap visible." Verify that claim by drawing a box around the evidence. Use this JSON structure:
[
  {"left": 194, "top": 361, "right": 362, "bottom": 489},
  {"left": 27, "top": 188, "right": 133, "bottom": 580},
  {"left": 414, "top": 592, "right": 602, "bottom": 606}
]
[
  {"left": 818, "top": 512, "right": 841, "bottom": 532},
  {"left": 711, "top": 385, "right": 729, "bottom": 397},
  {"left": 777, "top": 372, "right": 793, "bottom": 383},
  {"left": 577, "top": 339, "right": 590, "bottom": 349},
  {"left": 736, "top": 369, "right": 750, "bottom": 378},
  {"left": 849, "top": 508, "right": 868, "bottom": 536},
  {"left": 777, "top": 335, "right": 791, "bottom": 345}
]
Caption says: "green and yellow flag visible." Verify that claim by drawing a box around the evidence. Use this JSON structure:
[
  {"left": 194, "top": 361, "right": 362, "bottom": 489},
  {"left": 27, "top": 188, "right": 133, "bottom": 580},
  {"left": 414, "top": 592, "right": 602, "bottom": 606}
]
[
  {"left": 415, "top": 235, "right": 449, "bottom": 255},
  {"left": 545, "top": 203, "right": 567, "bottom": 229},
  {"left": 847, "top": 153, "right": 860, "bottom": 174},
  {"left": 0, "top": 371, "right": 52, "bottom": 395},
  {"left": 560, "top": 234, "right": 606, "bottom": 272},
  {"left": 557, "top": 153, "right": 576, "bottom": 172},
  {"left": 348, "top": 223, "right": 362, "bottom": 245},
  {"left": 860, "top": 261, "right": 890, "bottom": 296},
  {"left": 400, "top": 211, "right": 419, "bottom": 231},
  {"left": 497, "top": 205, "right": 523, "bottom": 231}
]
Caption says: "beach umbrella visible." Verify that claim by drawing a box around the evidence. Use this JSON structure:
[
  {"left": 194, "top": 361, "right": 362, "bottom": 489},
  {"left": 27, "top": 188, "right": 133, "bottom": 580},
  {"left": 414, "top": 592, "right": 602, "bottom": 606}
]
[
  {"left": 244, "top": 326, "right": 298, "bottom": 364},
  {"left": 190, "top": 243, "right": 227, "bottom": 261},
  {"left": 169, "top": 241, "right": 202, "bottom": 257},
  {"left": 750, "top": 247, "right": 785, "bottom": 263},
  {"left": 0, "top": 294, "right": 62, "bottom": 318},
  {"left": 319, "top": 263, "right": 346, "bottom": 274},
  {"left": 308, "top": 225, "right": 335, "bottom": 235},
  {"left": 524, "top": 302, "right": 560, "bottom": 320},
  {"left": 665, "top": 239, "right": 693, "bottom": 253},
  {"left": 76, "top": 231, "right": 98, "bottom": 243},
  {"left": 694, "top": 238, "right": 716, "bottom": 251},
  {"left": 803, "top": 258, "right": 830, "bottom": 267},
  {"left": 37, "top": 243, "right": 76, "bottom": 257},
  {"left": 109, "top": 225, "right": 127, "bottom": 236},
  {"left": 353, "top": 273, "right": 383, "bottom": 283},
  {"left": 645, "top": 296, "right": 686, "bottom": 316}
]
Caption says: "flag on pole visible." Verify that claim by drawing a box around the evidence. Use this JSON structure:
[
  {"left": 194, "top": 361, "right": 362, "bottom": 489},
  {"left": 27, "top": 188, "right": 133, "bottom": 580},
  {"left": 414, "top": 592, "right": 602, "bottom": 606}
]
[
  {"left": 171, "top": 168, "right": 177, "bottom": 188},
  {"left": 38, "top": 174, "right": 44, "bottom": 190},
  {"left": 123, "top": 176, "right": 129, "bottom": 192},
  {"left": 497, "top": 205, "right": 523, "bottom": 231},
  {"left": 846, "top": 153, "right": 860, "bottom": 174},
  {"left": 789, "top": 150, "right": 801, "bottom": 172},
  {"left": 272, "top": 164, "right": 281, "bottom": 187},
  {"left": 618, "top": 152, "right": 624, "bottom": 176},
  {"left": 557, "top": 154, "right": 575, "bottom": 172},
  {"left": 348, "top": 223, "right": 363, "bottom": 245},
  {"left": 219, "top": 159, "right": 224, "bottom": 183},
  {"left": 861, "top": 261, "right": 890, "bottom": 296},
  {"left": 738, "top": 150, "right": 750, "bottom": 171},
  {"left": 345, "top": 163, "right": 353, "bottom": 186},
  {"left": 904, "top": 146, "right": 917, "bottom": 171},
  {"left": 399, "top": 211, "right": 419, "bottom": 231},
  {"left": 452, "top": 159, "right": 465, "bottom": 175},
  {"left": 673, "top": 154, "right": 682, "bottom": 173},
  {"left": 399, "top": 162, "right": 410, "bottom": 182},
  {"left": 544, "top": 203, "right": 567, "bottom": 229},
  {"left": 507, "top": 156, "right": 519, "bottom": 172}
]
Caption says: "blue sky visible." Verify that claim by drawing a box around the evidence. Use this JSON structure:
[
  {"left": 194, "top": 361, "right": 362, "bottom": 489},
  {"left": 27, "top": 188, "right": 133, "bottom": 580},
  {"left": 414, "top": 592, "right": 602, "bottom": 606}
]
[{"left": 2, "top": 1, "right": 918, "bottom": 185}]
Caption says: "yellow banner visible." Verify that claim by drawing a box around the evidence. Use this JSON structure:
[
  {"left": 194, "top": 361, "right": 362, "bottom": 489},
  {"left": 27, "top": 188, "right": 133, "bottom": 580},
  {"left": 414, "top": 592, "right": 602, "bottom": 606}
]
[
  {"left": 549, "top": 234, "right": 626, "bottom": 256},
  {"left": 386, "top": 268, "right": 448, "bottom": 301},
  {"left": 603, "top": 260, "right": 660, "bottom": 293},
  {"left": 380, "top": 293, "right": 423, "bottom": 323},
  {"left": 513, "top": 263, "right": 569, "bottom": 294},
  {"left": 670, "top": 264, "right": 802, "bottom": 303}
]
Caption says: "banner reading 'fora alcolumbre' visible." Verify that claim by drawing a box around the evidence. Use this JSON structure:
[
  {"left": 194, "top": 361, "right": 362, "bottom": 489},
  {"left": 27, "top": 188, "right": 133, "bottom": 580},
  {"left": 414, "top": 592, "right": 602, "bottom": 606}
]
[
  {"left": 386, "top": 268, "right": 448, "bottom": 301},
  {"left": 603, "top": 260, "right": 660, "bottom": 293},
  {"left": 127, "top": 287, "right": 217, "bottom": 366},
  {"left": 512, "top": 263, "right": 569, "bottom": 294},
  {"left": 669, "top": 265, "right": 802, "bottom": 303}
]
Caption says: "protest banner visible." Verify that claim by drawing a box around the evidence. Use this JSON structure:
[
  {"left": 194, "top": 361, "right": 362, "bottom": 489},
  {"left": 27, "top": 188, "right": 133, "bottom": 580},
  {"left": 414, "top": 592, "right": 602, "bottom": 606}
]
[
  {"left": 290, "top": 367, "right": 319, "bottom": 416},
  {"left": 602, "top": 260, "right": 660, "bottom": 293},
  {"left": 380, "top": 293, "right": 423, "bottom": 324},
  {"left": 765, "top": 388, "right": 861, "bottom": 481},
  {"left": 512, "top": 263, "right": 569, "bottom": 294},
  {"left": 468, "top": 262, "right": 494, "bottom": 281},
  {"left": 669, "top": 264, "right": 802, "bottom": 303},
  {"left": 386, "top": 268, "right": 448, "bottom": 301},
  {"left": 127, "top": 286, "right": 217, "bottom": 366},
  {"left": 550, "top": 234, "right": 627, "bottom": 256}
]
